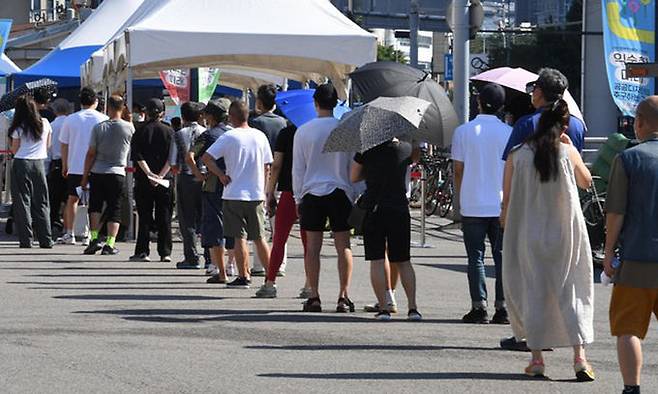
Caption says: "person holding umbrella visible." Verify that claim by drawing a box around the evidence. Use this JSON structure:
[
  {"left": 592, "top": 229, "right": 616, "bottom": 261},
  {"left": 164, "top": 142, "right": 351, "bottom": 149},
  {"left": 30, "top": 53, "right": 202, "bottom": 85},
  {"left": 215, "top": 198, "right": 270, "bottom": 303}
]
[{"left": 8, "top": 95, "right": 53, "bottom": 248}]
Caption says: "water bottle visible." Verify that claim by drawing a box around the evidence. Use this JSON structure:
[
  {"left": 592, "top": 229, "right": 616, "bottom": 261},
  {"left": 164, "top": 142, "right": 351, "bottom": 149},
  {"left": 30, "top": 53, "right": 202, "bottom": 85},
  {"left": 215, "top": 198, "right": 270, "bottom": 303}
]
[{"left": 600, "top": 257, "right": 621, "bottom": 286}]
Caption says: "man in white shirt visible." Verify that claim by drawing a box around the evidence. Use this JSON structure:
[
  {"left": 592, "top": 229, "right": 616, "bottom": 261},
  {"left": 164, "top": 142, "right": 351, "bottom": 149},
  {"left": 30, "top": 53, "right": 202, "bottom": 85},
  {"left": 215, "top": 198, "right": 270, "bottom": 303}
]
[
  {"left": 292, "top": 83, "right": 355, "bottom": 313},
  {"left": 58, "top": 87, "right": 108, "bottom": 245},
  {"left": 202, "top": 101, "right": 273, "bottom": 289},
  {"left": 451, "top": 83, "right": 512, "bottom": 325}
]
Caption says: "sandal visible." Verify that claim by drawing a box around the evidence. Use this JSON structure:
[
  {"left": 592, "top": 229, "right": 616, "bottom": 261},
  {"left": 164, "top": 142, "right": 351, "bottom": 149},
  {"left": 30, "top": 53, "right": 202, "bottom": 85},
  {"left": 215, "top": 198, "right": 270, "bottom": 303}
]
[
  {"left": 574, "top": 358, "right": 595, "bottom": 382},
  {"left": 303, "top": 297, "right": 322, "bottom": 312},
  {"left": 336, "top": 297, "right": 355, "bottom": 313},
  {"left": 524, "top": 359, "right": 545, "bottom": 377}
]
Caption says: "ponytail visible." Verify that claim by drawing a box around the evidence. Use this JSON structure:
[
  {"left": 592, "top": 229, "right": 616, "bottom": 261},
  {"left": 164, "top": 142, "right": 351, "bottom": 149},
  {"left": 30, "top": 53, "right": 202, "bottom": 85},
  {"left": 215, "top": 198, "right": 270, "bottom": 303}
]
[{"left": 525, "top": 99, "right": 569, "bottom": 182}]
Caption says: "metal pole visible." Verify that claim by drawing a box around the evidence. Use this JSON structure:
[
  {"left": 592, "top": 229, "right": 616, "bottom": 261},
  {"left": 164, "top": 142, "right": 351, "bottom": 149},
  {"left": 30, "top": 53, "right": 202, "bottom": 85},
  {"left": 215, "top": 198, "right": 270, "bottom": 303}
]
[
  {"left": 126, "top": 62, "right": 135, "bottom": 241},
  {"left": 580, "top": 0, "right": 587, "bottom": 110},
  {"left": 409, "top": 0, "right": 420, "bottom": 69},
  {"left": 420, "top": 165, "right": 427, "bottom": 246},
  {"left": 453, "top": 0, "right": 470, "bottom": 123}
]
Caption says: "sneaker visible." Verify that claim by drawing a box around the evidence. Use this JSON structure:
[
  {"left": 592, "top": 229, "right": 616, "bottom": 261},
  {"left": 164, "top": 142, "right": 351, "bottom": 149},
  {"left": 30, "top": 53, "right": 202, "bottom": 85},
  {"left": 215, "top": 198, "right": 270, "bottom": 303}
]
[
  {"left": 375, "top": 310, "right": 392, "bottom": 321},
  {"left": 81, "top": 236, "right": 90, "bottom": 246},
  {"left": 255, "top": 283, "right": 277, "bottom": 298},
  {"left": 276, "top": 270, "right": 286, "bottom": 277},
  {"left": 129, "top": 253, "right": 150, "bottom": 262},
  {"left": 56, "top": 233, "right": 76, "bottom": 245},
  {"left": 160, "top": 256, "right": 172, "bottom": 263},
  {"left": 491, "top": 308, "right": 510, "bottom": 325},
  {"left": 101, "top": 245, "right": 119, "bottom": 255},
  {"left": 250, "top": 268, "right": 266, "bottom": 277},
  {"left": 462, "top": 308, "right": 489, "bottom": 324},
  {"left": 206, "top": 275, "right": 228, "bottom": 284},
  {"left": 407, "top": 309, "right": 423, "bottom": 321},
  {"left": 205, "top": 265, "right": 219, "bottom": 276},
  {"left": 364, "top": 302, "right": 398, "bottom": 314},
  {"left": 298, "top": 287, "right": 312, "bottom": 299},
  {"left": 83, "top": 239, "right": 102, "bottom": 255},
  {"left": 574, "top": 358, "right": 595, "bottom": 382},
  {"left": 226, "top": 262, "right": 237, "bottom": 277},
  {"left": 500, "top": 336, "right": 529, "bottom": 352},
  {"left": 176, "top": 260, "right": 201, "bottom": 269},
  {"left": 336, "top": 297, "right": 355, "bottom": 313},
  {"left": 226, "top": 277, "right": 250, "bottom": 289}
]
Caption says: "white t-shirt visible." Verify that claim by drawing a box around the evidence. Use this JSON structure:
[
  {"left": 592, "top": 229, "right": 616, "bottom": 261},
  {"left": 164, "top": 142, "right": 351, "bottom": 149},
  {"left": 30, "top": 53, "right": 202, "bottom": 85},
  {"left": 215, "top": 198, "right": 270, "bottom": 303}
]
[
  {"left": 49, "top": 115, "right": 67, "bottom": 160},
  {"left": 59, "top": 108, "right": 108, "bottom": 175},
  {"left": 11, "top": 118, "right": 52, "bottom": 160},
  {"left": 206, "top": 127, "right": 273, "bottom": 201},
  {"left": 292, "top": 117, "right": 353, "bottom": 204},
  {"left": 451, "top": 114, "right": 512, "bottom": 217}
]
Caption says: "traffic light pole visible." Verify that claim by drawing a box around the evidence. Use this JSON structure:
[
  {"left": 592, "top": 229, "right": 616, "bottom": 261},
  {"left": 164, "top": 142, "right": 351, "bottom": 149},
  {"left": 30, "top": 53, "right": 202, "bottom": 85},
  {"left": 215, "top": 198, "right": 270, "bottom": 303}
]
[
  {"left": 452, "top": 0, "right": 470, "bottom": 124},
  {"left": 409, "top": 0, "right": 420, "bottom": 69}
]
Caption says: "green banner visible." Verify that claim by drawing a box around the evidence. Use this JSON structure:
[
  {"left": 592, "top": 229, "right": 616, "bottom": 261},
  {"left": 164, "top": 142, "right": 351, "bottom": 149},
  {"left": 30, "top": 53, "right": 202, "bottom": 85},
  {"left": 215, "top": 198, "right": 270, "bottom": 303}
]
[{"left": 198, "top": 67, "right": 221, "bottom": 104}]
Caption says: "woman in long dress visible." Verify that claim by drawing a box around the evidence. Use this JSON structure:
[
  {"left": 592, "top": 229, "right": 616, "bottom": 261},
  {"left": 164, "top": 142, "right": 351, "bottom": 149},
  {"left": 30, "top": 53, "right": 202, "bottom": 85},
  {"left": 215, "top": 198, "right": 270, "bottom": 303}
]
[{"left": 501, "top": 100, "right": 595, "bottom": 381}]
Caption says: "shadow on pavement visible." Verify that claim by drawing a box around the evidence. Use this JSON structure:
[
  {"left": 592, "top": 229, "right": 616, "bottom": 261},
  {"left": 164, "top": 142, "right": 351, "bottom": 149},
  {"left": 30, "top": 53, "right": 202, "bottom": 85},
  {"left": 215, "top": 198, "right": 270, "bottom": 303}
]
[
  {"left": 258, "top": 371, "right": 541, "bottom": 381},
  {"left": 0, "top": 266, "right": 175, "bottom": 270},
  {"left": 29, "top": 286, "right": 215, "bottom": 291},
  {"left": 245, "top": 344, "right": 500, "bottom": 352},
  {"left": 74, "top": 308, "right": 469, "bottom": 325},
  {"left": 8, "top": 281, "right": 198, "bottom": 285},
  {"left": 25, "top": 273, "right": 202, "bottom": 277},
  {"left": 54, "top": 294, "right": 224, "bottom": 301},
  {"left": 417, "top": 263, "right": 496, "bottom": 278}
]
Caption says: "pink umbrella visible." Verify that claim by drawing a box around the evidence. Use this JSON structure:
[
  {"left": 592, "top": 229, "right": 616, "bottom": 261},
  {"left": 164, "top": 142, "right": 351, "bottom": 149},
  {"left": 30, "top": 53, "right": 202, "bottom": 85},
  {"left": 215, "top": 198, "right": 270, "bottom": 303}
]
[{"left": 471, "top": 67, "right": 585, "bottom": 123}]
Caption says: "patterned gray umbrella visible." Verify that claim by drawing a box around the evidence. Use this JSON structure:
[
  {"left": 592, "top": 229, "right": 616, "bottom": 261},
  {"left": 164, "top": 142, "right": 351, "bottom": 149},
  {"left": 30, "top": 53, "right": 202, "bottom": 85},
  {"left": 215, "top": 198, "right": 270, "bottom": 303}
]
[
  {"left": 323, "top": 96, "right": 431, "bottom": 153},
  {"left": 0, "top": 78, "right": 58, "bottom": 113}
]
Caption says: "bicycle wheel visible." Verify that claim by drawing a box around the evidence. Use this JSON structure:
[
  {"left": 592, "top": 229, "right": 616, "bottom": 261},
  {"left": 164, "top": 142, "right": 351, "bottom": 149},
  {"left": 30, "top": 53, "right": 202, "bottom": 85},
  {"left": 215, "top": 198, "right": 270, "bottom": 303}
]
[
  {"left": 582, "top": 196, "right": 606, "bottom": 265},
  {"left": 437, "top": 181, "right": 453, "bottom": 218},
  {"left": 424, "top": 174, "right": 439, "bottom": 217}
]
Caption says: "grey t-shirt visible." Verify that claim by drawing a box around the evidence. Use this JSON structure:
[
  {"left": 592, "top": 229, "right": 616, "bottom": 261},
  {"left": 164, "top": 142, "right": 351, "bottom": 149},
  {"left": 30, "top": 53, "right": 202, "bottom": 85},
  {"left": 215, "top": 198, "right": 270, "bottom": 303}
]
[
  {"left": 250, "top": 112, "right": 287, "bottom": 150},
  {"left": 89, "top": 119, "right": 134, "bottom": 175}
]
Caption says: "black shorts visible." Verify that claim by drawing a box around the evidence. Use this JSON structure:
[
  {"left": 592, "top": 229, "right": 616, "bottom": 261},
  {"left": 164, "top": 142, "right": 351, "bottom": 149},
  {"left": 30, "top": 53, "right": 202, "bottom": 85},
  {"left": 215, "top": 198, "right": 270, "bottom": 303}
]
[
  {"left": 363, "top": 206, "right": 411, "bottom": 262},
  {"left": 89, "top": 173, "right": 125, "bottom": 223},
  {"left": 299, "top": 188, "right": 352, "bottom": 232},
  {"left": 66, "top": 174, "right": 83, "bottom": 197}
]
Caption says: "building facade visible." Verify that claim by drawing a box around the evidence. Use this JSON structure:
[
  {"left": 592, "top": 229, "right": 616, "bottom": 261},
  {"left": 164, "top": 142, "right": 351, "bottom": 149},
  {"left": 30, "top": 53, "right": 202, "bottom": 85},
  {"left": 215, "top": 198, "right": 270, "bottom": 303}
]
[{"left": 515, "top": 0, "right": 576, "bottom": 26}]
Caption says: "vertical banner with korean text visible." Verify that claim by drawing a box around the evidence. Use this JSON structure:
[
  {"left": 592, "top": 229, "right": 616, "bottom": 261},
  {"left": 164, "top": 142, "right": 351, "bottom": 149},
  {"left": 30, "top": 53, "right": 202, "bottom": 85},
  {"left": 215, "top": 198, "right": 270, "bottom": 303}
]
[
  {"left": 0, "top": 19, "right": 12, "bottom": 54},
  {"left": 198, "top": 68, "right": 221, "bottom": 104},
  {"left": 159, "top": 69, "right": 190, "bottom": 106},
  {"left": 602, "top": 0, "right": 655, "bottom": 116}
]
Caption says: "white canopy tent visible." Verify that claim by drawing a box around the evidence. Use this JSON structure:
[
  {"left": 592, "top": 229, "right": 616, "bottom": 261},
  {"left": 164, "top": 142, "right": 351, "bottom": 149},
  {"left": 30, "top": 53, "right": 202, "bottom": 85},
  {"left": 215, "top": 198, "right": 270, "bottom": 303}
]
[
  {"left": 0, "top": 53, "right": 20, "bottom": 76},
  {"left": 86, "top": 0, "right": 377, "bottom": 99}
]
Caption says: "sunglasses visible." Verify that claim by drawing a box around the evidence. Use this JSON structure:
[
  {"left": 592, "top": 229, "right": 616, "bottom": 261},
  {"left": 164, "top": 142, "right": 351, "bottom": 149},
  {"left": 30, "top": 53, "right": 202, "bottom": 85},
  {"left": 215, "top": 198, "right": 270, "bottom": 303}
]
[{"left": 525, "top": 82, "right": 537, "bottom": 95}]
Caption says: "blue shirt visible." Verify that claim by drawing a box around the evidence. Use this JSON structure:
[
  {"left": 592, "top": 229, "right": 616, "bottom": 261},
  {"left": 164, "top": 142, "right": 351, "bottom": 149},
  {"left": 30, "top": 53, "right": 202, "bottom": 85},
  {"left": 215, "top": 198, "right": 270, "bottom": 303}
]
[{"left": 502, "top": 110, "right": 586, "bottom": 160}]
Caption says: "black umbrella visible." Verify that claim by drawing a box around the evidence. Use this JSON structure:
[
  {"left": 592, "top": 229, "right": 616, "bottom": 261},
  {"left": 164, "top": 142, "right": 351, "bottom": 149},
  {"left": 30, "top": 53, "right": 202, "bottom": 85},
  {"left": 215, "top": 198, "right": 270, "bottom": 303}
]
[
  {"left": 350, "top": 62, "right": 459, "bottom": 147},
  {"left": 0, "top": 78, "right": 58, "bottom": 113}
]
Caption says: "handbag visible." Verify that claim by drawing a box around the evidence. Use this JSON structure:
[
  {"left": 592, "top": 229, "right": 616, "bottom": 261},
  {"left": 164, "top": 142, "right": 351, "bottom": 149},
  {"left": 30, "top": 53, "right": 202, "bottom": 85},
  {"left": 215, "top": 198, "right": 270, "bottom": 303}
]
[{"left": 348, "top": 195, "right": 370, "bottom": 235}]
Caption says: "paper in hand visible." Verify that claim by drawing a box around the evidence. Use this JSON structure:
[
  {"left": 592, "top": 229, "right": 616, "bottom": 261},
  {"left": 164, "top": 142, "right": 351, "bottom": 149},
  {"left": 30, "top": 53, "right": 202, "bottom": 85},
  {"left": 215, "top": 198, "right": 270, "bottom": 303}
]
[{"left": 148, "top": 175, "right": 170, "bottom": 188}]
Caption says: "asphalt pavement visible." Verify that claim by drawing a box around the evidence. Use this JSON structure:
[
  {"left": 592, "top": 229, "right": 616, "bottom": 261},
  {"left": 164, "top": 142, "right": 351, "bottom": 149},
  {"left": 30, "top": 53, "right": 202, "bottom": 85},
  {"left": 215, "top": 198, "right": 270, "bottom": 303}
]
[{"left": 0, "top": 211, "right": 657, "bottom": 393}]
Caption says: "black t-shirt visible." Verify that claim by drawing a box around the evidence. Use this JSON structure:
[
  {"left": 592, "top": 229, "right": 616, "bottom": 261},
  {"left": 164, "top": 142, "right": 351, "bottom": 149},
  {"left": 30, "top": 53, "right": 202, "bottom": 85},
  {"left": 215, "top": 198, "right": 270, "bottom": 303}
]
[
  {"left": 130, "top": 120, "right": 174, "bottom": 183},
  {"left": 274, "top": 124, "right": 296, "bottom": 192},
  {"left": 39, "top": 108, "right": 56, "bottom": 123},
  {"left": 354, "top": 140, "right": 412, "bottom": 208}
]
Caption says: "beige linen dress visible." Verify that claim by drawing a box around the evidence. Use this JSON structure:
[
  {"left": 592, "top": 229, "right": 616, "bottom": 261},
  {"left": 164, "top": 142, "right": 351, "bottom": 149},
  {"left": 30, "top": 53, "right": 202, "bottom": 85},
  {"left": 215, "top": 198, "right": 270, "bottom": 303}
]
[{"left": 503, "top": 144, "right": 594, "bottom": 350}]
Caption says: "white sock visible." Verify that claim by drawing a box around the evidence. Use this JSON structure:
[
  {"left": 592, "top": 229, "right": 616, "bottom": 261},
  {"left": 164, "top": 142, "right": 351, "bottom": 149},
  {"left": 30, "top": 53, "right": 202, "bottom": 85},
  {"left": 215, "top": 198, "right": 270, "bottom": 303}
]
[{"left": 385, "top": 290, "right": 396, "bottom": 305}]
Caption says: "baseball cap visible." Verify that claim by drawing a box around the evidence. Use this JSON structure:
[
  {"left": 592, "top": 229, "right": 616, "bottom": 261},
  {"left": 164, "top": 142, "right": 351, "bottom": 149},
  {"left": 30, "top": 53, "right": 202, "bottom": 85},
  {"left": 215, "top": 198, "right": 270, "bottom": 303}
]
[
  {"left": 526, "top": 68, "right": 569, "bottom": 101},
  {"left": 145, "top": 98, "right": 164, "bottom": 114},
  {"left": 203, "top": 98, "right": 231, "bottom": 119},
  {"left": 477, "top": 83, "right": 506, "bottom": 112}
]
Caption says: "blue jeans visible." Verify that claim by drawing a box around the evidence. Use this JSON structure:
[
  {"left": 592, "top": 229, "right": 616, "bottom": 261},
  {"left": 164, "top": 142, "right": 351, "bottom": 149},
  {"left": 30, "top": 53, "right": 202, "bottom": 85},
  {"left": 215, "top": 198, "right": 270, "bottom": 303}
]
[{"left": 461, "top": 216, "right": 504, "bottom": 307}]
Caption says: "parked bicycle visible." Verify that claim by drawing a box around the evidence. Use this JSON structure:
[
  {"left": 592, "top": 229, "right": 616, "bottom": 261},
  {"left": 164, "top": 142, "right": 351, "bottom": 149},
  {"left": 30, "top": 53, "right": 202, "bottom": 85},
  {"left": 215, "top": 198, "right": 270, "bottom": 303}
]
[{"left": 421, "top": 149, "right": 454, "bottom": 217}]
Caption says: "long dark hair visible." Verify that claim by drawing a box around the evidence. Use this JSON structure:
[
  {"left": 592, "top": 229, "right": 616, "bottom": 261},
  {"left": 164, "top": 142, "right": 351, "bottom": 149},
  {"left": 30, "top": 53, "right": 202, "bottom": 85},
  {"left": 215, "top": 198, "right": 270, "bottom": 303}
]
[
  {"left": 525, "top": 99, "right": 569, "bottom": 182},
  {"left": 9, "top": 95, "right": 44, "bottom": 141}
]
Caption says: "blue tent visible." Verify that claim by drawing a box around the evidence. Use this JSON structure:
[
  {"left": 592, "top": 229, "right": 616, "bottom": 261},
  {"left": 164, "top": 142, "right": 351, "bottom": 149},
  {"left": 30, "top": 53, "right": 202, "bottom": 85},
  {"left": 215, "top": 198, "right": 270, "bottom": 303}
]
[{"left": 12, "top": 46, "right": 101, "bottom": 86}]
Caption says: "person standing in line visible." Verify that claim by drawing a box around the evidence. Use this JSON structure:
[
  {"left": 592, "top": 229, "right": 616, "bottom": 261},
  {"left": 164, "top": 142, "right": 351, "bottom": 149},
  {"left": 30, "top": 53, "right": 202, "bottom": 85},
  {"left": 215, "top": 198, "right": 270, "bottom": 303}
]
[
  {"left": 58, "top": 87, "right": 108, "bottom": 246},
  {"left": 500, "top": 68, "right": 586, "bottom": 351},
  {"left": 604, "top": 97, "right": 658, "bottom": 394},
  {"left": 188, "top": 98, "right": 235, "bottom": 284},
  {"left": 80, "top": 95, "right": 134, "bottom": 256},
  {"left": 33, "top": 87, "right": 56, "bottom": 123},
  {"left": 254, "top": 122, "right": 309, "bottom": 298},
  {"left": 351, "top": 138, "right": 421, "bottom": 321},
  {"left": 292, "top": 83, "right": 355, "bottom": 313},
  {"left": 9, "top": 96, "right": 53, "bottom": 248},
  {"left": 202, "top": 101, "right": 272, "bottom": 289},
  {"left": 169, "top": 101, "right": 206, "bottom": 269},
  {"left": 129, "top": 98, "right": 174, "bottom": 262},
  {"left": 47, "top": 98, "right": 71, "bottom": 236},
  {"left": 452, "top": 83, "right": 511, "bottom": 325},
  {"left": 250, "top": 84, "right": 288, "bottom": 276},
  {"left": 501, "top": 100, "right": 595, "bottom": 381}
]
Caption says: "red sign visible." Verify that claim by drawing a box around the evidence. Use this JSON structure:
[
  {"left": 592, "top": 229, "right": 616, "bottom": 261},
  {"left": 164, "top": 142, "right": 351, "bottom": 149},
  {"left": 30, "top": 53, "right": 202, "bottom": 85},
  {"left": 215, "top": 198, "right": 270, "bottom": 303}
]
[{"left": 159, "top": 69, "right": 190, "bottom": 106}]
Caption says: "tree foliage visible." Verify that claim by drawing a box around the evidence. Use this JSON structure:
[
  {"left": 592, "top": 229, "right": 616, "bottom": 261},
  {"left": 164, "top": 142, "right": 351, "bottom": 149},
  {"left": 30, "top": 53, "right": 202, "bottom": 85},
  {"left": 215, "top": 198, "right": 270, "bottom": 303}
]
[{"left": 377, "top": 45, "right": 408, "bottom": 64}]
